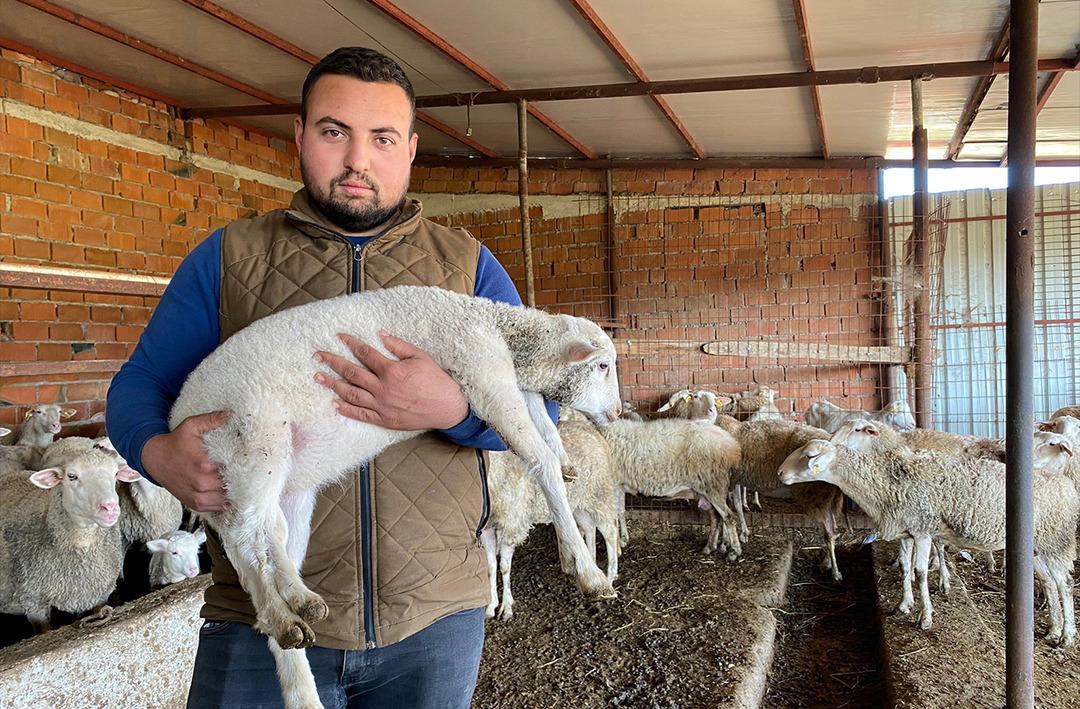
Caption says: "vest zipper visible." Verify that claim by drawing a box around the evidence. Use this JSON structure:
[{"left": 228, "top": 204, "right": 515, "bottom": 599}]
[
  {"left": 475, "top": 450, "right": 490, "bottom": 541},
  {"left": 352, "top": 242, "right": 377, "bottom": 650}
]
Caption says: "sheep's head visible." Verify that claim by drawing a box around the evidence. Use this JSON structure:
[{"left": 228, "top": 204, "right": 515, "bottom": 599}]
[
  {"left": 752, "top": 385, "right": 778, "bottom": 402},
  {"left": 29, "top": 448, "right": 140, "bottom": 528},
  {"left": 147, "top": 529, "right": 206, "bottom": 581},
  {"left": 548, "top": 315, "right": 621, "bottom": 425},
  {"left": 1038, "top": 415, "right": 1080, "bottom": 443},
  {"left": 832, "top": 418, "right": 883, "bottom": 451},
  {"left": 1034, "top": 431, "right": 1074, "bottom": 474},
  {"left": 657, "top": 389, "right": 693, "bottom": 413},
  {"left": 880, "top": 400, "right": 915, "bottom": 431},
  {"left": 24, "top": 404, "right": 75, "bottom": 435},
  {"left": 781, "top": 439, "right": 838, "bottom": 485}
]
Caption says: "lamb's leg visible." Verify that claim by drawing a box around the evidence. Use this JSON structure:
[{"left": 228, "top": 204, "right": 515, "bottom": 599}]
[
  {"left": 267, "top": 495, "right": 328, "bottom": 624},
  {"left": 1048, "top": 557, "right": 1075, "bottom": 646},
  {"left": 267, "top": 638, "right": 321, "bottom": 709},
  {"left": 480, "top": 528, "right": 499, "bottom": 619},
  {"left": 913, "top": 535, "right": 934, "bottom": 630},
  {"left": 463, "top": 372, "right": 612, "bottom": 599},
  {"left": 702, "top": 504, "right": 721, "bottom": 556},
  {"left": 1034, "top": 556, "right": 1064, "bottom": 645},
  {"left": 522, "top": 391, "right": 573, "bottom": 481},
  {"left": 732, "top": 484, "right": 750, "bottom": 543},
  {"left": 26, "top": 607, "right": 52, "bottom": 634},
  {"left": 701, "top": 490, "right": 741, "bottom": 561},
  {"left": 751, "top": 490, "right": 763, "bottom": 511},
  {"left": 820, "top": 507, "right": 843, "bottom": 582},
  {"left": 496, "top": 543, "right": 515, "bottom": 621},
  {"left": 983, "top": 550, "right": 997, "bottom": 573},
  {"left": 597, "top": 516, "right": 620, "bottom": 582},
  {"left": 615, "top": 488, "right": 629, "bottom": 547},
  {"left": 896, "top": 537, "right": 915, "bottom": 616},
  {"left": 936, "top": 544, "right": 951, "bottom": 595},
  {"left": 574, "top": 509, "right": 597, "bottom": 563}
]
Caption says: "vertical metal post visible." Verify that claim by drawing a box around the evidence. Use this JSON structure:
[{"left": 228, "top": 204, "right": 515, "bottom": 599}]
[
  {"left": 1005, "top": 0, "right": 1037, "bottom": 705},
  {"left": 517, "top": 99, "right": 536, "bottom": 308},
  {"left": 605, "top": 168, "right": 618, "bottom": 326},
  {"left": 878, "top": 166, "right": 899, "bottom": 405},
  {"left": 911, "top": 78, "right": 933, "bottom": 429}
]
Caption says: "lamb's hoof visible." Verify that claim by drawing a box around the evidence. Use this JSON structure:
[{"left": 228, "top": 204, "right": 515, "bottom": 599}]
[
  {"left": 725, "top": 550, "right": 739, "bottom": 563},
  {"left": 497, "top": 604, "right": 514, "bottom": 622},
  {"left": 1046, "top": 630, "right": 1063, "bottom": 645},
  {"left": 297, "top": 597, "right": 329, "bottom": 623},
  {"left": 701, "top": 544, "right": 715, "bottom": 556},
  {"left": 739, "top": 531, "right": 750, "bottom": 543},
  {"left": 1062, "top": 632, "right": 1076, "bottom": 648},
  {"left": 276, "top": 620, "right": 315, "bottom": 649},
  {"left": 918, "top": 614, "right": 933, "bottom": 631},
  {"left": 831, "top": 571, "right": 844, "bottom": 583},
  {"left": 485, "top": 606, "right": 496, "bottom": 620},
  {"left": 894, "top": 602, "right": 913, "bottom": 617}
]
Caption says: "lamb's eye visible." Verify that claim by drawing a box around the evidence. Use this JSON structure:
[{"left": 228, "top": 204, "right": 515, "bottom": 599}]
[
  {"left": 67, "top": 473, "right": 78, "bottom": 481},
  {"left": 598, "top": 362, "right": 609, "bottom": 371}
]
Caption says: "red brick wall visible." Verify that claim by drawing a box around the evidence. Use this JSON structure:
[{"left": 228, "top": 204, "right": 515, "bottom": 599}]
[
  {"left": 0, "top": 48, "right": 299, "bottom": 433},
  {"left": 418, "top": 166, "right": 884, "bottom": 418}
]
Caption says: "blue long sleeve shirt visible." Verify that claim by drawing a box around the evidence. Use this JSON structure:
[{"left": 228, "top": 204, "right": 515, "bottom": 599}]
[{"left": 107, "top": 228, "right": 557, "bottom": 483}]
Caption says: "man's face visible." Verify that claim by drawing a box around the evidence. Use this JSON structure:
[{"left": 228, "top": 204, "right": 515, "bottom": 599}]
[{"left": 295, "top": 75, "right": 418, "bottom": 233}]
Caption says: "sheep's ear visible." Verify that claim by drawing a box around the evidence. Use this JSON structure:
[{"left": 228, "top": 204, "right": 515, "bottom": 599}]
[
  {"left": 563, "top": 338, "right": 600, "bottom": 363},
  {"left": 89, "top": 411, "right": 107, "bottom": 423},
  {"left": 193, "top": 528, "right": 207, "bottom": 545},
  {"left": 23, "top": 410, "right": 34, "bottom": 422},
  {"left": 116, "top": 466, "right": 142, "bottom": 483},
  {"left": 1038, "top": 421, "right": 1053, "bottom": 432},
  {"left": 146, "top": 539, "right": 169, "bottom": 553},
  {"left": 0, "top": 427, "right": 10, "bottom": 437},
  {"left": 60, "top": 408, "right": 77, "bottom": 420},
  {"left": 29, "top": 468, "right": 64, "bottom": 489},
  {"left": 716, "top": 395, "right": 733, "bottom": 407},
  {"left": 656, "top": 401, "right": 674, "bottom": 412},
  {"left": 1061, "top": 439, "right": 1075, "bottom": 457},
  {"left": 865, "top": 424, "right": 880, "bottom": 436}
]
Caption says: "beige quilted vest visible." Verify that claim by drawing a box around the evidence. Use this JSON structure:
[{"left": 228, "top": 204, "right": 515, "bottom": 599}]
[{"left": 201, "top": 190, "right": 491, "bottom": 649}]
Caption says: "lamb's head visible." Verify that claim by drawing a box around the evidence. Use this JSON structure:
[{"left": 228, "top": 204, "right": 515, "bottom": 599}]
[
  {"left": 1038, "top": 415, "right": 1080, "bottom": 445},
  {"left": 780, "top": 439, "right": 839, "bottom": 485},
  {"left": 29, "top": 447, "right": 140, "bottom": 528},
  {"left": 831, "top": 418, "right": 887, "bottom": 452},
  {"left": 880, "top": 400, "right": 916, "bottom": 431},
  {"left": 656, "top": 389, "right": 728, "bottom": 423},
  {"left": 540, "top": 315, "right": 621, "bottom": 425},
  {"left": 148, "top": 529, "right": 206, "bottom": 581},
  {"left": 750, "top": 385, "right": 778, "bottom": 403},
  {"left": 24, "top": 404, "right": 77, "bottom": 436},
  {"left": 1034, "top": 431, "right": 1074, "bottom": 474}
]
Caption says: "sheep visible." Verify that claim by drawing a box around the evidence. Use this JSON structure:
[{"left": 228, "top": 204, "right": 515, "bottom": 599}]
[
  {"left": 148, "top": 529, "right": 207, "bottom": 587},
  {"left": 0, "top": 447, "right": 140, "bottom": 632},
  {"left": 719, "top": 385, "right": 782, "bottom": 421},
  {"left": 1051, "top": 405, "right": 1080, "bottom": 420},
  {"left": 780, "top": 438, "right": 1079, "bottom": 645},
  {"left": 804, "top": 398, "right": 915, "bottom": 434},
  {"left": 1, "top": 405, "right": 76, "bottom": 447},
  {"left": 0, "top": 426, "right": 43, "bottom": 474},
  {"left": 715, "top": 415, "right": 847, "bottom": 580},
  {"left": 1038, "top": 415, "right": 1080, "bottom": 447},
  {"left": 168, "top": 284, "right": 622, "bottom": 708},
  {"left": 596, "top": 417, "right": 742, "bottom": 560},
  {"left": 481, "top": 419, "right": 618, "bottom": 621}
]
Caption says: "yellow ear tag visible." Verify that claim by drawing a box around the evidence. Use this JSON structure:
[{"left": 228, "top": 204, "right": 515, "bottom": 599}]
[
  {"left": 811, "top": 463, "right": 821, "bottom": 476},
  {"left": 683, "top": 394, "right": 693, "bottom": 403}
]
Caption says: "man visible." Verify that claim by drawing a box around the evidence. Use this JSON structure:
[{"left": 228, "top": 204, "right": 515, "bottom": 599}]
[{"left": 107, "top": 46, "right": 554, "bottom": 708}]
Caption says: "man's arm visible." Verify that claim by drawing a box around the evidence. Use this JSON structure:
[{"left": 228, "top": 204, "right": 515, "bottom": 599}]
[{"left": 106, "top": 230, "right": 229, "bottom": 506}]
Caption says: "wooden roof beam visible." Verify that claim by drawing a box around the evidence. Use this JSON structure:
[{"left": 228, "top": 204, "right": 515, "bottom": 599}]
[
  {"left": 178, "top": 0, "right": 497, "bottom": 156},
  {"left": 791, "top": 0, "right": 829, "bottom": 158},
  {"left": 567, "top": 0, "right": 704, "bottom": 159},
  {"left": 946, "top": 17, "right": 1010, "bottom": 160},
  {"left": 366, "top": 0, "right": 596, "bottom": 158}
]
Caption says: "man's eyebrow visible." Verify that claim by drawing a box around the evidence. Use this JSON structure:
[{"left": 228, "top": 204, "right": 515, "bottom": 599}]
[
  {"left": 371, "top": 126, "right": 402, "bottom": 138},
  {"left": 314, "top": 116, "right": 350, "bottom": 130}
]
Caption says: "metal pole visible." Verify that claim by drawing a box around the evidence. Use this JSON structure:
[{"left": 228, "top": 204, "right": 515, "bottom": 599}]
[
  {"left": 911, "top": 78, "right": 933, "bottom": 429},
  {"left": 877, "top": 166, "right": 899, "bottom": 405},
  {"left": 517, "top": 99, "right": 536, "bottom": 308},
  {"left": 605, "top": 168, "right": 618, "bottom": 327},
  {"left": 1005, "top": 0, "right": 1037, "bottom": 705}
]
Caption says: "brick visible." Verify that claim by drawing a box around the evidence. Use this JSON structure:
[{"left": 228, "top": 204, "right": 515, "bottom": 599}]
[
  {"left": 20, "top": 301, "right": 57, "bottom": 321},
  {"left": 90, "top": 306, "right": 122, "bottom": 323},
  {"left": 38, "top": 343, "right": 72, "bottom": 361},
  {"left": 13, "top": 239, "right": 49, "bottom": 259},
  {"left": 57, "top": 304, "right": 90, "bottom": 321},
  {"left": 0, "top": 342, "right": 36, "bottom": 361}
]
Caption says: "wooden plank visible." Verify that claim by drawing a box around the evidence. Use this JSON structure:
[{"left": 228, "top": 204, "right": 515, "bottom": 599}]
[
  {"left": 702, "top": 340, "right": 910, "bottom": 364},
  {"left": 0, "top": 263, "right": 169, "bottom": 296},
  {"left": 1, "top": 360, "right": 125, "bottom": 377}
]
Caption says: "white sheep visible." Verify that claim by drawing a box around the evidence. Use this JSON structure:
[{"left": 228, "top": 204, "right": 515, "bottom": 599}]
[
  {"left": 1, "top": 405, "right": 76, "bottom": 447},
  {"left": 719, "top": 385, "right": 782, "bottom": 422},
  {"left": 0, "top": 428, "right": 43, "bottom": 475},
  {"left": 805, "top": 398, "right": 915, "bottom": 434},
  {"left": 148, "top": 529, "right": 207, "bottom": 587},
  {"left": 1051, "top": 405, "right": 1080, "bottom": 420},
  {"left": 481, "top": 418, "right": 618, "bottom": 621},
  {"left": 715, "top": 415, "right": 846, "bottom": 580},
  {"left": 0, "top": 447, "right": 139, "bottom": 631},
  {"left": 168, "top": 285, "right": 622, "bottom": 709},
  {"left": 780, "top": 438, "right": 1079, "bottom": 645},
  {"left": 1038, "top": 415, "right": 1080, "bottom": 447},
  {"left": 597, "top": 417, "right": 742, "bottom": 560}
]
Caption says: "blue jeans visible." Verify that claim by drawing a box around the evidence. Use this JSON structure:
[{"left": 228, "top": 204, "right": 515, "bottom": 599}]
[{"left": 185, "top": 608, "right": 485, "bottom": 708}]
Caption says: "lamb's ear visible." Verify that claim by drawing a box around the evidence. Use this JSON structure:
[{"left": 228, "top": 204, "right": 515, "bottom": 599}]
[
  {"left": 716, "top": 395, "right": 733, "bottom": 408},
  {"left": 29, "top": 468, "right": 64, "bottom": 489},
  {"left": 1061, "top": 438, "right": 1075, "bottom": 458},
  {"left": 563, "top": 338, "right": 600, "bottom": 363},
  {"left": 60, "top": 408, "right": 77, "bottom": 420},
  {"left": 864, "top": 423, "right": 880, "bottom": 436},
  {"left": 1038, "top": 421, "right": 1054, "bottom": 432},
  {"left": 23, "top": 410, "right": 34, "bottom": 422},
  {"left": 0, "top": 427, "right": 10, "bottom": 437},
  {"left": 89, "top": 412, "right": 107, "bottom": 424},
  {"left": 193, "top": 528, "right": 207, "bottom": 545},
  {"left": 146, "top": 539, "right": 169, "bottom": 553},
  {"left": 116, "top": 466, "right": 142, "bottom": 483}
]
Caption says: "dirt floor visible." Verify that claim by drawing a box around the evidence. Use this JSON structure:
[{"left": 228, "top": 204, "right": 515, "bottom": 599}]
[
  {"left": 473, "top": 522, "right": 792, "bottom": 709},
  {"left": 762, "top": 530, "right": 886, "bottom": 709},
  {"left": 873, "top": 544, "right": 1080, "bottom": 708}
]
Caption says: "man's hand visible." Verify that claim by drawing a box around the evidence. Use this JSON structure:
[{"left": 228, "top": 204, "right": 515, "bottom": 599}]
[
  {"left": 141, "top": 410, "right": 231, "bottom": 512},
  {"left": 314, "top": 332, "right": 469, "bottom": 431}
]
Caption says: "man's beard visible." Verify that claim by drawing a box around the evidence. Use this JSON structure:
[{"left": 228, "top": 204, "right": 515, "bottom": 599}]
[{"left": 303, "top": 166, "right": 407, "bottom": 233}]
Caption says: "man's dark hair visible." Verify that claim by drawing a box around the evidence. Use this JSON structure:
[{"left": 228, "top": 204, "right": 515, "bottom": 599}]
[{"left": 301, "top": 47, "right": 416, "bottom": 130}]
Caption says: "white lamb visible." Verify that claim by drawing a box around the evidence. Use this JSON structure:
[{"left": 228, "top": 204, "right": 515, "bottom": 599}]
[
  {"left": 780, "top": 438, "right": 1078, "bottom": 645},
  {"left": 481, "top": 418, "right": 618, "bottom": 621},
  {"left": 1, "top": 404, "right": 77, "bottom": 447},
  {"left": 598, "top": 417, "right": 742, "bottom": 560},
  {"left": 1038, "top": 415, "right": 1080, "bottom": 447},
  {"left": 805, "top": 398, "right": 915, "bottom": 434},
  {"left": 0, "top": 447, "right": 139, "bottom": 631},
  {"left": 720, "top": 385, "right": 782, "bottom": 422},
  {"left": 148, "top": 529, "right": 207, "bottom": 587},
  {"left": 168, "top": 284, "right": 622, "bottom": 709},
  {"left": 0, "top": 425, "right": 43, "bottom": 475}
]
